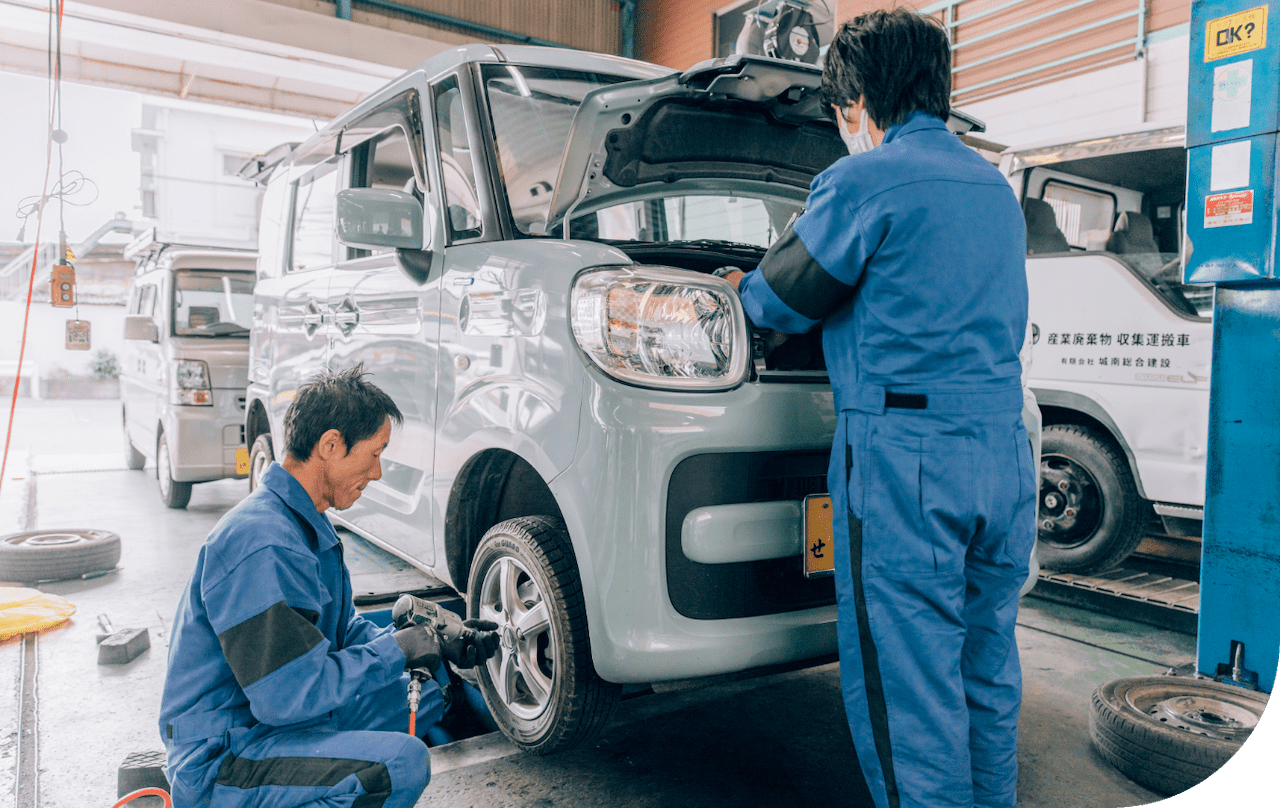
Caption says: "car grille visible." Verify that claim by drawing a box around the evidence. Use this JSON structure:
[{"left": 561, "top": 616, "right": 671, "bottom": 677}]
[{"left": 665, "top": 450, "right": 835, "bottom": 620}]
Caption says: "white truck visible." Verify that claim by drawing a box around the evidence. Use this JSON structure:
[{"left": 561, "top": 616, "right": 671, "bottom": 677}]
[{"left": 1002, "top": 125, "right": 1211, "bottom": 573}]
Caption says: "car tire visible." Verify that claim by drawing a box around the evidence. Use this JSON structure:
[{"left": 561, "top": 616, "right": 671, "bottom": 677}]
[
  {"left": 467, "top": 515, "right": 620, "bottom": 755},
  {"left": 156, "top": 431, "right": 192, "bottom": 510},
  {"left": 248, "top": 434, "right": 274, "bottom": 493},
  {"left": 0, "top": 529, "right": 122, "bottom": 583},
  {"left": 123, "top": 432, "right": 145, "bottom": 471},
  {"left": 1036, "top": 424, "right": 1143, "bottom": 574},
  {"left": 1090, "top": 675, "right": 1268, "bottom": 796}
]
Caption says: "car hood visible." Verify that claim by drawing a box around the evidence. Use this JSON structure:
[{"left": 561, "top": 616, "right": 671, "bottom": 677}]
[{"left": 543, "top": 54, "right": 988, "bottom": 233}]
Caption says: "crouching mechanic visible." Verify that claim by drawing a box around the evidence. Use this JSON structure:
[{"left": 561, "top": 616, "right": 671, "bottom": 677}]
[
  {"left": 720, "top": 10, "right": 1035, "bottom": 808},
  {"left": 159, "top": 366, "right": 498, "bottom": 807}
]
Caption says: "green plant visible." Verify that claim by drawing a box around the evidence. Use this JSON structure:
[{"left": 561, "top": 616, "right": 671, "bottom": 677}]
[{"left": 88, "top": 349, "right": 120, "bottom": 380}]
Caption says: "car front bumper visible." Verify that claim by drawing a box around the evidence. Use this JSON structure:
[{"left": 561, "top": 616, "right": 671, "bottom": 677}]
[
  {"left": 163, "top": 388, "right": 248, "bottom": 482},
  {"left": 552, "top": 370, "right": 840, "bottom": 684}
]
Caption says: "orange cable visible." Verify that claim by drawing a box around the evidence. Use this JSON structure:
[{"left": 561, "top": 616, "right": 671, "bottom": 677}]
[
  {"left": 111, "top": 788, "right": 172, "bottom": 808},
  {"left": 0, "top": 0, "right": 62, "bottom": 498}
]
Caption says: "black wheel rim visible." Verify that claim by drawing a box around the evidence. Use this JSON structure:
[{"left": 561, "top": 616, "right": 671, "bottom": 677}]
[{"left": 1038, "top": 452, "right": 1103, "bottom": 548}]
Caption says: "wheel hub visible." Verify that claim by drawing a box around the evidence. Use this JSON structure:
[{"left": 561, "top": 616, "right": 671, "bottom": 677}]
[
  {"left": 18, "top": 533, "right": 82, "bottom": 547},
  {"left": 477, "top": 555, "right": 556, "bottom": 721},
  {"left": 1148, "top": 694, "right": 1259, "bottom": 740},
  {"left": 1038, "top": 453, "right": 1103, "bottom": 548}
]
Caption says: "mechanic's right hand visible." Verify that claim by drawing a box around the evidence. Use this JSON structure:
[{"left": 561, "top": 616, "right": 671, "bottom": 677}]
[
  {"left": 439, "top": 620, "right": 500, "bottom": 669},
  {"left": 393, "top": 624, "right": 442, "bottom": 671}
]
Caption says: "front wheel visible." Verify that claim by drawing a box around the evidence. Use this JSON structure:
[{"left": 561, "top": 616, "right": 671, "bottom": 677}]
[
  {"left": 248, "top": 434, "right": 274, "bottom": 493},
  {"left": 120, "top": 414, "right": 144, "bottom": 471},
  {"left": 1036, "top": 424, "right": 1144, "bottom": 573},
  {"left": 467, "top": 516, "right": 619, "bottom": 755},
  {"left": 156, "top": 431, "right": 192, "bottom": 509}
]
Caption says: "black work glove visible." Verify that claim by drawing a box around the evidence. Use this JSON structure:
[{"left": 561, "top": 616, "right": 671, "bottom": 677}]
[
  {"left": 392, "top": 624, "right": 442, "bottom": 671},
  {"left": 439, "top": 619, "right": 500, "bottom": 669}
]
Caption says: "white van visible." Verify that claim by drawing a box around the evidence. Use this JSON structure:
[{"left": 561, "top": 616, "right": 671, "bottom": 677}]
[
  {"left": 121, "top": 238, "right": 257, "bottom": 507},
  {"left": 1003, "top": 126, "right": 1210, "bottom": 573}
]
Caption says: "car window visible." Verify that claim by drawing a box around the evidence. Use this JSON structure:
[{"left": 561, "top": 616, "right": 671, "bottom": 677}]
[
  {"left": 349, "top": 126, "right": 423, "bottom": 257},
  {"left": 138, "top": 285, "right": 157, "bottom": 317},
  {"left": 481, "top": 65, "right": 633, "bottom": 236},
  {"left": 1042, "top": 181, "right": 1115, "bottom": 250},
  {"left": 433, "top": 76, "right": 483, "bottom": 241},
  {"left": 172, "top": 270, "right": 255, "bottom": 337},
  {"left": 291, "top": 160, "right": 340, "bottom": 271},
  {"left": 576, "top": 194, "right": 801, "bottom": 247}
]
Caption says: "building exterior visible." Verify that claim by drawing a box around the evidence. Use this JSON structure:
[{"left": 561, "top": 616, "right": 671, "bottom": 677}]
[{"left": 636, "top": 0, "right": 1193, "bottom": 148}]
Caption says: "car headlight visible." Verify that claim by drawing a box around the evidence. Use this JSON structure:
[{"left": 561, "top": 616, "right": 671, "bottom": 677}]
[
  {"left": 172, "top": 359, "right": 213, "bottom": 406},
  {"left": 571, "top": 266, "right": 749, "bottom": 391}
]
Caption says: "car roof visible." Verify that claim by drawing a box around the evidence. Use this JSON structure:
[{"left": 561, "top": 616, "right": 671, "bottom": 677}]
[{"left": 320, "top": 44, "right": 675, "bottom": 138}]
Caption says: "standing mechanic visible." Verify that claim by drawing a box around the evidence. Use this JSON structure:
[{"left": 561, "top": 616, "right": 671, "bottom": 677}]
[
  {"left": 721, "top": 10, "right": 1035, "bottom": 808},
  {"left": 159, "top": 366, "right": 497, "bottom": 807}
]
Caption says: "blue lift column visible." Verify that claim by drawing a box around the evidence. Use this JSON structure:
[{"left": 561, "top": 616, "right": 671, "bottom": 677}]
[{"left": 1185, "top": 0, "right": 1280, "bottom": 693}]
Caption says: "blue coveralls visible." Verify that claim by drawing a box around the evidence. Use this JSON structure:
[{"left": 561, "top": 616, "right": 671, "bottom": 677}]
[
  {"left": 740, "top": 111, "right": 1036, "bottom": 808},
  {"left": 159, "top": 463, "right": 444, "bottom": 808}
]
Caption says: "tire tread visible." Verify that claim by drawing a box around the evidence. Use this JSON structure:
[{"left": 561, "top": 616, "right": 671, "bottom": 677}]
[{"left": 470, "top": 515, "right": 620, "bottom": 755}]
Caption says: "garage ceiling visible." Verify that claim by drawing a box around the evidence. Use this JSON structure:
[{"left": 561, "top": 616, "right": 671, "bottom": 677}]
[{"left": 0, "top": 0, "right": 469, "bottom": 119}]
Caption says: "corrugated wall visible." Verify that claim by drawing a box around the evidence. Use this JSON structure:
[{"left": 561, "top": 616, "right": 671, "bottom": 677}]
[
  {"left": 636, "top": 0, "right": 724, "bottom": 69},
  {"left": 637, "top": 0, "right": 1191, "bottom": 104},
  {"left": 366, "top": 0, "right": 623, "bottom": 52}
]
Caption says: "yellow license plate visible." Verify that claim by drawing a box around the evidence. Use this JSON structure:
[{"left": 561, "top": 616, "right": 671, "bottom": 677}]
[
  {"left": 802, "top": 494, "right": 835, "bottom": 578},
  {"left": 235, "top": 447, "right": 250, "bottom": 476}
]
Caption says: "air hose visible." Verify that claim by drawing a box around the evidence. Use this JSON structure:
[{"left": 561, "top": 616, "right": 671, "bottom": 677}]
[{"left": 111, "top": 788, "right": 172, "bottom": 808}]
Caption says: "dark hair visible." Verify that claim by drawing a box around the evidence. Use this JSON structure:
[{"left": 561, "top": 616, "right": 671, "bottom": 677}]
[
  {"left": 820, "top": 8, "right": 951, "bottom": 130},
  {"left": 284, "top": 365, "right": 403, "bottom": 462}
]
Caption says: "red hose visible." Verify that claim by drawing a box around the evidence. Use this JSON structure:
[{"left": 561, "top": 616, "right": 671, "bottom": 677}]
[
  {"left": 408, "top": 709, "right": 416, "bottom": 736},
  {"left": 111, "top": 788, "right": 172, "bottom": 808}
]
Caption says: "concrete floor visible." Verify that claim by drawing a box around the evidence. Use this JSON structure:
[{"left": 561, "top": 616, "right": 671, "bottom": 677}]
[{"left": 0, "top": 399, "right": 1267, "bottom": 807}]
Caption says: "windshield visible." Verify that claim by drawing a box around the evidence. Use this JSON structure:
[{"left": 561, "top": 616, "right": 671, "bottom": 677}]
[
  {"left": 172, "top": 269, "right": 255, "bottom": 337},
  {"left": 482, "top": 65, "right": 634, "bottom": 235},
  {"left": 571, "top": 194, "right": 802, "bottom": 248}
]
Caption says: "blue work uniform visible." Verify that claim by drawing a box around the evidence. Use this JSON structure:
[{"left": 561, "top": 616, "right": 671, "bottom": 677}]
[
  {"left": 740, "top": 110, "right": 1036, "bottom": 808},
  {"left": 159, "top": 463, "right": 444, "bottom": 808}
]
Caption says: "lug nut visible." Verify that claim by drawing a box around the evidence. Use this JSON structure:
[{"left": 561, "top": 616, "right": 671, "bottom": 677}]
[
  {"left": 1065, "top": 508, "right": 1076, "bottom": 517},
  {"left": 1058, "top": 480, "right": 1069, "bottom": 491}
]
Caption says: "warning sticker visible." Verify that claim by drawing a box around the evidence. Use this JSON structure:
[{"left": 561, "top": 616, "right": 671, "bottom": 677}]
[
  {"left": 1205, "top": 6, "right": 1268, "bottom": 62},
  {"left": 1205, "top": 189, "right": 1254, "bottom": 228}
]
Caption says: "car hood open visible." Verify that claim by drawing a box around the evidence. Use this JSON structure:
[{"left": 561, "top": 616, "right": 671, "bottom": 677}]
[{"left": 542, "top": 53, "right": 988, "bottom": 234}]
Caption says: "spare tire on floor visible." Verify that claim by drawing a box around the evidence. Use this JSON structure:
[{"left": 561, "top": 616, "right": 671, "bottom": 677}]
[
  {"left": 1090, "top": 675, "right": 1269, "bottom": 796},
  {"left": 0, "top": 529, "right": 122, "bottom": 583}
]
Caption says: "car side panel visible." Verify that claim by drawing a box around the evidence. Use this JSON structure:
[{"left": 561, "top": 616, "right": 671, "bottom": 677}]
[
  {"left": 1026, "top": 253, "right": 1211, "bottom": 506},
  {"left": 430, "top": 241, "right": 622, "bottom": 581}
]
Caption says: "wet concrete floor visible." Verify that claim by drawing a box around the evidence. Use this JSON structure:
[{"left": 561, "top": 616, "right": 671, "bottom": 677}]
[{"left": 0, "top": 399, "right": 1267, "bottom": 807}]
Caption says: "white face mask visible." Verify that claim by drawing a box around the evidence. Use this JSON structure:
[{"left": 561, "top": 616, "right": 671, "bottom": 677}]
[{"left": 837, "top": 107, "right": 875, "bottom": 155}]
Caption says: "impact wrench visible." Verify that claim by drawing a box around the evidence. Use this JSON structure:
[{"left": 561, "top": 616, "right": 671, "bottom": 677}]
[{"left": 391, "top": 593, "right": 499, "bottom": 735}]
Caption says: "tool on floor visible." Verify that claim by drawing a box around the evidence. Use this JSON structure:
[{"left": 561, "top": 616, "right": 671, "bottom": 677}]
[{"left": 96, "top": 613, "right": 151, "bottom": 665}]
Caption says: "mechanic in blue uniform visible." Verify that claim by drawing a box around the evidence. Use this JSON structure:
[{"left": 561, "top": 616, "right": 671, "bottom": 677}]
[
  {"left": 159, "top": 366, "right": 497, "bottom": 807},
  {"left": 721, "top": 10, "right": 1035, "bottom": 808}
]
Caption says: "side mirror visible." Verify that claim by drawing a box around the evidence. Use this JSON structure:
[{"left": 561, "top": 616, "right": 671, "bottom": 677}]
[
  {"left": 336, "top": 188, "right": 425, "bottom": 251},
  {"left": 124, "top": 315, "right": 159, "bottom": 342}
]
